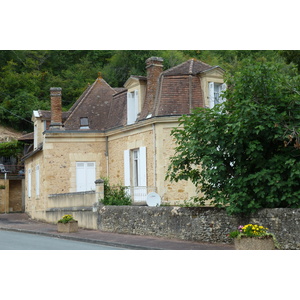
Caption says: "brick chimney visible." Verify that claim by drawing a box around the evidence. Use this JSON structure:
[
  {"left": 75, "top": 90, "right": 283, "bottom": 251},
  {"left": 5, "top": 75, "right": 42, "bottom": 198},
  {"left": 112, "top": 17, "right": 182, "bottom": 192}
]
[
  {"left": 49, "top": 87, "right": 63, "bottom": 130},
  {"left": 145, "top": 57, "right": 163, "bottom": 109}
]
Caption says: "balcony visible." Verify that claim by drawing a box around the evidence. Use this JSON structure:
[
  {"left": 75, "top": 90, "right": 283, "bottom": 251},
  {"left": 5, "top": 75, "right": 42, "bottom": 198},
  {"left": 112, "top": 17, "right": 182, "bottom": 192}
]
[{"left": 0, "top": 164, "right": 25, "bottom": 179}]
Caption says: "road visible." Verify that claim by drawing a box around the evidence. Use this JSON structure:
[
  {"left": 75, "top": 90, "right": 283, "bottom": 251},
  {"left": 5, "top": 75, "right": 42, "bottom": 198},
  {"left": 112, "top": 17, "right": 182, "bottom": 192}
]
[{"left": 0, "top": 230, "right": 126, "bottom": 250}]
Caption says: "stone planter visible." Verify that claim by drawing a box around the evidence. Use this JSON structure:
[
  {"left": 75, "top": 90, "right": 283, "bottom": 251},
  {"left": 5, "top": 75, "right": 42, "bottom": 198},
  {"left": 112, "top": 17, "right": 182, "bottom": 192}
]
[
  {"left": 234, "top": 236, "right": 275, "bottom": 250},
  {"left": 57, "top": 221, "right": 78, "bottom": 233}
]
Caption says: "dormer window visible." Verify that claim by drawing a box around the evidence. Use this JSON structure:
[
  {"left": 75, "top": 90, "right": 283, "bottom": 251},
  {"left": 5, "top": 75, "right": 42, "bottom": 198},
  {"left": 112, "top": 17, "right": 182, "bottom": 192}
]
[
  {"left": 80, "top": 117, "right": 89, "bottom": 129},
  {"left": 208, "top": 82, "right": 226, "bottom": 108},
  {"left": 127, "top": 90, "right": 139, "bottom": 125}
]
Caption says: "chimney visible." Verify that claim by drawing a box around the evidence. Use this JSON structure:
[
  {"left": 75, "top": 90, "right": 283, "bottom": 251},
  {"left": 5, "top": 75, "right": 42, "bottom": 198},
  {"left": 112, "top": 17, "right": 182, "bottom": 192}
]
[
  {"left": 145, "top": 57, "right": 163, "bottom": 108},
  {"left": 49, "top": 87, "right": 63, "bottom": 130}
]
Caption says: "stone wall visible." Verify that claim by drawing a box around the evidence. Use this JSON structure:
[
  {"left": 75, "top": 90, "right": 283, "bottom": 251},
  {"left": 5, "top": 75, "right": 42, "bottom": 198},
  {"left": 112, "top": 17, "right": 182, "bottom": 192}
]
[{"left": 98, "top": 206, "right": 300, "bottom": 250}]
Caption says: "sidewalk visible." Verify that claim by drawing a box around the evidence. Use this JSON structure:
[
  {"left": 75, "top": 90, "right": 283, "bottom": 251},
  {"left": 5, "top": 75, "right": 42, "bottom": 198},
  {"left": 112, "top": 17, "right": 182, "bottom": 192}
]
[{"left": 0, "top": 213, "right": 235, "bottom": 250}]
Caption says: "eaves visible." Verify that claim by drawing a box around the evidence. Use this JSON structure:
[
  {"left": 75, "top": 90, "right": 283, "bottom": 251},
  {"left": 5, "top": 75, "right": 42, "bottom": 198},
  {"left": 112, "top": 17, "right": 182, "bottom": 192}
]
[{"left": 21, "top": 143, "right": 43, "bottom": 162}]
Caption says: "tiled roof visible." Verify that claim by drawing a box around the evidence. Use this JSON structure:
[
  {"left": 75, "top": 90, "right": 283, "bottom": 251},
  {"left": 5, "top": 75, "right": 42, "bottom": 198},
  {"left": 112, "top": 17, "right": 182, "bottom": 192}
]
[
  {"left": 38, "top": 58, "right": 223, "bottom": 133},
  {"left": 162, "top": 59, "right": 214, "bottom": 76},
  {"left": 38, "top": 110, "right": 69, "bottom": 121},
  {"left": 63, "top": 78, "right": 117, "bottom": 131}
]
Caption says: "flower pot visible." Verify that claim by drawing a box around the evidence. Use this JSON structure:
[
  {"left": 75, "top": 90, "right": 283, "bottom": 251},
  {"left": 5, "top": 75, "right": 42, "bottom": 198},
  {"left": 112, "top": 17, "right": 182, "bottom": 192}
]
[
  {"left": 234, "top": 236, "right": 275, "bottom": 250},
  {"left": 57, "top": 221, "right": 78, "bottom": 233}
]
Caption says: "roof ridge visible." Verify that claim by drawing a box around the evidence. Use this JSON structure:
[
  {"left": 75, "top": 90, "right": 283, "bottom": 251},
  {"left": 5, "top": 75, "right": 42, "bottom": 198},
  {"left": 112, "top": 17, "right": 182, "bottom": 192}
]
[
  {"left": 162, "top": 59, "right": 213, "bottom": 76},
  {"left": 162, "top": 59, "right": 192, "bottom": 75},
  {"left": 189, "top": 59, "right": 194, "bottom": 74}
]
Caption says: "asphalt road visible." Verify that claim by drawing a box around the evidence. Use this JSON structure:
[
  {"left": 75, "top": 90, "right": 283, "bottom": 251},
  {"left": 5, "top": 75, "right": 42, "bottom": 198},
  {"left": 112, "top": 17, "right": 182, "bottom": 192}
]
[{"left": 0, "top": 230, "right": 126, "bottom": 250}]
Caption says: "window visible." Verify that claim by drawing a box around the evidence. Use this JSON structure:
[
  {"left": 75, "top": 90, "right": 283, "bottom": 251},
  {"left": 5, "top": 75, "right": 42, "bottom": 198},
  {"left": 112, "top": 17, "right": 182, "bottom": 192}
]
[
  {"left": 76, "top": 162, "right": 96, "bottom": 192},
  {"left": 209, "top": 82, "right": 226, "bottom": 108},
  {"left": 80, "top": 117, "right": 89, "bottom": 129},
  {"left": 124, "top": 147, "right": 147, "bottom": 202},
  {"left": 127, "top": 90, "right": 139, "bottom": 125},
  {"left": 36, "top": 165, "right": 40, "bottom": 197}
]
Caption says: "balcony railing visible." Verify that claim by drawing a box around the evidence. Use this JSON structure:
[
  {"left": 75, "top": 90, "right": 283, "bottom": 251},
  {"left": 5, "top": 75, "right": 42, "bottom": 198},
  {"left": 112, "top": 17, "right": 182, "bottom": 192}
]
[
  {"left": 0, "top": 164, "right": 24, "bottom": 178},
  {"left": 124, "top": 186, "right": 157, "bottom": 202}
]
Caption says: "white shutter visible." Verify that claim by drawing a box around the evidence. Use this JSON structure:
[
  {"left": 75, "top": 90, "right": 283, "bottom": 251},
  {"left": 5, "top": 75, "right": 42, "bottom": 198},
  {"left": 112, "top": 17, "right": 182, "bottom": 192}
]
[
  {"left": 86, "top": 162, "right": 96, "bottom": 191},
  {"left": 219, "top": 83, "right": 226, "bottom": 103},
  {"left": 127, "top": 92, "right": 131, "bottom": 124},
  {"left": 76, "top": 162, "right": 85, "bottom": 192},
  {"left": 76, "top": 162, "right": 96, "bottom": 192},
  {"left": 209, "top": 82, "right": 215, "bottom": 108},
  {"left": 28, "top": 168, "right": 32, "bottom": 198},
  {"left": 134, "top": 90, "right": 139, "bottom": 119},
  {"left": 127, "top": 90, "right": 139, "bottom": 125},
  {"left": 36, "top": 165, "right": 40, "bottom": 197},
  {"left": 139, "top": 146, "right": 147, "bottom": 187}
]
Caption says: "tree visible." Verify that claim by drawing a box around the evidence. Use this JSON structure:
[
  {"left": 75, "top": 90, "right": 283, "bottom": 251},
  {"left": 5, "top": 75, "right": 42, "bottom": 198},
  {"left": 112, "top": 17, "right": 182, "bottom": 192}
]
[{"left": 166, "top": 59, "right": 300, "bottom": 215}]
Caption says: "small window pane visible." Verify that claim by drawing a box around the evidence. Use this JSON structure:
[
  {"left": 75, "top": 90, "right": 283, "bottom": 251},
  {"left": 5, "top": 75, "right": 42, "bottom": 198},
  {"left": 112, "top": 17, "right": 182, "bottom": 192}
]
[{"left": 80, "top": 118, "right": 89, "bottom": 126}]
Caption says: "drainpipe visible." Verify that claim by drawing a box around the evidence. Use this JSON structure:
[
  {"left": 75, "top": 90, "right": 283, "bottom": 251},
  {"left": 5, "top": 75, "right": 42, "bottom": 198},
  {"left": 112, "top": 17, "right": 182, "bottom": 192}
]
[
  {"left": 152, "top": 123, "right": 157, "bottom": 191},
  {"left": 105, "top": 136, "right": 109, "bottom": 177}
]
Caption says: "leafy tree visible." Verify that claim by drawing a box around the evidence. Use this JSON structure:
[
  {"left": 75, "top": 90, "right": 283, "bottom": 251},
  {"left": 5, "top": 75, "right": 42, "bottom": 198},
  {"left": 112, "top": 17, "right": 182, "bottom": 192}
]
[
  {"left": 166, "top": 59, "right": 300, "bottom": 215},
  {"left": 280, "top": 50, "right": 300, "bottom": 72}
]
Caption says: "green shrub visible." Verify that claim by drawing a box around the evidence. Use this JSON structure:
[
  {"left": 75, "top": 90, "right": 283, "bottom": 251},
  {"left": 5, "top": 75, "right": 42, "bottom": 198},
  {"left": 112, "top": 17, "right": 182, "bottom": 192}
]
[{"left": 101, "top": 178, "right": 132, "bottom": 206}]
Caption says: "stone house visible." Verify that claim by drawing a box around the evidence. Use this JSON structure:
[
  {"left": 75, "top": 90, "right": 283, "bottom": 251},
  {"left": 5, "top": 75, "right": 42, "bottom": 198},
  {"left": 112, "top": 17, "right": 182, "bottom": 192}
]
[{"left": 22, "top": 57, "right": 225, "bottom": 221}]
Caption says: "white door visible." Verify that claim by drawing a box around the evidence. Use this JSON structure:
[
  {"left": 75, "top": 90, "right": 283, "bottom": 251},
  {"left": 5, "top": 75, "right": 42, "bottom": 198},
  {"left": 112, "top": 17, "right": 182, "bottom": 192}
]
[{"left": 76, "top": 162, "right": 96, "bottom": 192}]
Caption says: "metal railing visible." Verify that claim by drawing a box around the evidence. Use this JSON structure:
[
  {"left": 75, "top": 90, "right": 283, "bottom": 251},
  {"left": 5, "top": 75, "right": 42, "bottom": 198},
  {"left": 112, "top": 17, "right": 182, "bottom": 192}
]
[{"left": 0, "top": 164, "right": 24, "bottom": 177}]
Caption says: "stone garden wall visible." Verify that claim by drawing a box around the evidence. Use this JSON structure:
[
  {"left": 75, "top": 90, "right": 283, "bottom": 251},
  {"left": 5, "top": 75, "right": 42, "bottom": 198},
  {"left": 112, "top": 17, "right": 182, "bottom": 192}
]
[{"left": 98, "top": 206, "right": 300, "bottom": 250}]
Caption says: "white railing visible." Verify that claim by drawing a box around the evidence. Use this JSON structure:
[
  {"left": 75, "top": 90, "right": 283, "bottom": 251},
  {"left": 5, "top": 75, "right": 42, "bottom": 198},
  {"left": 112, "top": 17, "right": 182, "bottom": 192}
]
[{"left": 124, "top": 186, "right": 157, "bottom": 202}]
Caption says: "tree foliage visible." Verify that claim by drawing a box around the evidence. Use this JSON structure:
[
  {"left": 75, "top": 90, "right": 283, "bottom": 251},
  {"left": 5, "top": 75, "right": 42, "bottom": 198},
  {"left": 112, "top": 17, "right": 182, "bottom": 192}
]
[
  {"left": 166, "top": 59, "right": 300, "bottom": 215},
  {"left": 0, "top": 50, "right": 293, "bottom": 132}
]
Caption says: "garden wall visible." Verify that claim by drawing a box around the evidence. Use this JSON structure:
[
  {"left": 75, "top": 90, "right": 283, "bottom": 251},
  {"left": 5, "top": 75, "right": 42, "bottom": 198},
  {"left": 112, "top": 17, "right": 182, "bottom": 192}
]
[{"left": 98, "top": 206, "right": 300, "bottom": 250}]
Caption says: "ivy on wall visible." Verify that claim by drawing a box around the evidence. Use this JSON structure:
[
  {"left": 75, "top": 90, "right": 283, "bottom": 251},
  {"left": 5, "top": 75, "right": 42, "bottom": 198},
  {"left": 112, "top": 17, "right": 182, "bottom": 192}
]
[{"left": 0, "top": 140, "right": 23, "bottom": 157}]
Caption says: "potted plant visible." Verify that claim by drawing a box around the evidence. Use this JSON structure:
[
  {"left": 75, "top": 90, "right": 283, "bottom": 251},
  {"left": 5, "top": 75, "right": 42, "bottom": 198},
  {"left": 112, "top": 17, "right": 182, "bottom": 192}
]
[
  {"left": 57, "top": 214, "right": 78, "bottom": 233},
  {"left": 229, "top": 224, "right": 280, "bottom": 250}
]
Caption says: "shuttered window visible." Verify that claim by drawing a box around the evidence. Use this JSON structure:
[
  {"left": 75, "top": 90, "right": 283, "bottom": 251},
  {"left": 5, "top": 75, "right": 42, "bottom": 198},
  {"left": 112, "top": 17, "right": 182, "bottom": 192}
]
[{"left": 76, "top": 162, "right": 96, "bottom": 192}]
